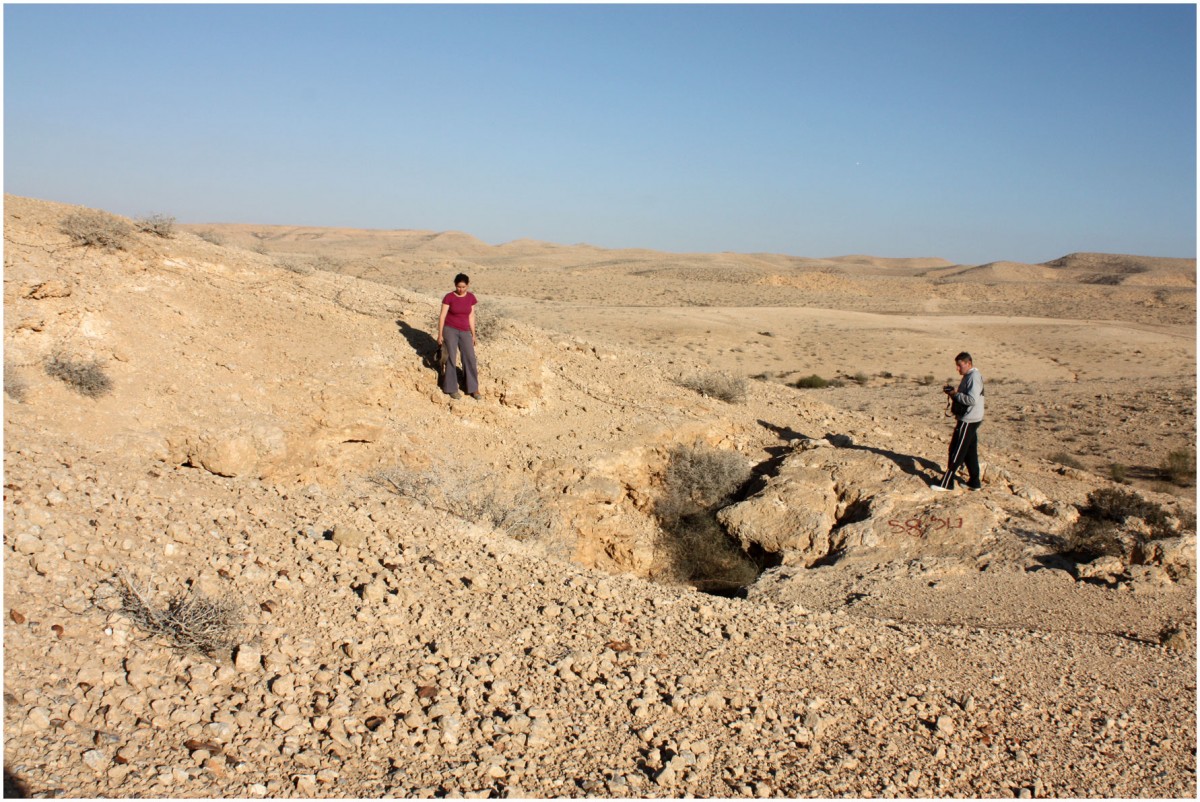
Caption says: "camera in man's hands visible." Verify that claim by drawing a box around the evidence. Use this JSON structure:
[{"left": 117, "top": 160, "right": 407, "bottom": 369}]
[{"left": 942, "top": 385, "right": 955, "bottom": 394}]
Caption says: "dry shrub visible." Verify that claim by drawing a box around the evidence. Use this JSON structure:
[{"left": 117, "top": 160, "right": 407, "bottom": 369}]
[
  {"left": 60, "top": 210, "right": 132, "bottom": 251},
  {"left": 654, "top": 444, "right": 758, "bottom": 591},
  {"left": 44, "top": 354, "right": 112, "bottom": 398},
  {"left": 681, "top": 372, "right": 746, "bottom": 404},
  {"left": 196, "top": 229, "right": 225, "bottom": 246},
  {"left": 134, "top": 213, "right": 176, "bottom": 238},
  {"left": 278, "top": 258, "right": 314, "bottom": 276},
  {"left": 474, "top": 314, "right": 509, "bottom": 343},
  {"left": 5, "top": 363, "right": 28, "bottom": 402},
  {"left": 371, "top": 461, "right": 550, "bottom": 542},
  {"left": 117, "top": 572, "right": 243, "bottom": 656},
  {"left": 311, "top": 255, "right": 346, "bottom": 272}
]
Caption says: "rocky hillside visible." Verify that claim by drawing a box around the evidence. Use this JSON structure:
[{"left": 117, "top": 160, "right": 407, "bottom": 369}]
[{"left": 4, "top": 196, "right": 1195, "bottom": 797}]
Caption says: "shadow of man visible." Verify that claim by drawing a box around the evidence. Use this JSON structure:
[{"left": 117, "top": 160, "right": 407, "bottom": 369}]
[
  {"left": 756, "top": 419, "right": 941, "bottom": 481},
  {"left": 5, "top": 768, "right": 29, "bottom": 798}
]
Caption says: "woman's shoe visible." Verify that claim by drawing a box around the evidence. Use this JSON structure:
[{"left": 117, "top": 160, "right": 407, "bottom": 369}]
[
  {"left": 450, "top": 392, "right": 462, "bottom": 399},
  {"left": 470, "top": 392, "right": 481, "bottom": 400}
]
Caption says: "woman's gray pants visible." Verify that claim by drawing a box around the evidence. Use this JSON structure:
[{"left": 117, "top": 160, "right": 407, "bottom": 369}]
[{"left": 441, "top": 325, "right": 478, "bottom": 395}]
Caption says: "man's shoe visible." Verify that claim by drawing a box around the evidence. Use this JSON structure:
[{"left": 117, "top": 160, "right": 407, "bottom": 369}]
[
  {"left": 967, "top": 484, "right": 982, "bottom": 492},
  {"left": 929, "top": 484, "right": 954, "bottom": 492}
]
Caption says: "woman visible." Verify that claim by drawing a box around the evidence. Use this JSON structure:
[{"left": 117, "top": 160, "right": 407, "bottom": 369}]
[{"left": 437, "top": 273, "right": 480, "bottom": 399}]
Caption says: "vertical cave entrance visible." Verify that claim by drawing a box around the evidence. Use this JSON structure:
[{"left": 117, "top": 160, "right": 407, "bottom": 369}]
[{"left": 653, "top": 444, "right": 783, "bottom": 598}]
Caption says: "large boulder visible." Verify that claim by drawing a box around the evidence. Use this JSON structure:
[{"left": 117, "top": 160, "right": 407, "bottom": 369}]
[{"left": 718, "top": 439, "right": 1003, "bottom": 567}]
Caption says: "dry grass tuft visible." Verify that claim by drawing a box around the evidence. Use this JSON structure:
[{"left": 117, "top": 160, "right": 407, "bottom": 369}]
[{"left": 371, "top": 461, "right": 551, "bottom": 543}]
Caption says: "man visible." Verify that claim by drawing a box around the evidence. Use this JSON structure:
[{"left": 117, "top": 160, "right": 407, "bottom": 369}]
[{"left": 932, "top": 352, "right": 984, "bottom": 492}]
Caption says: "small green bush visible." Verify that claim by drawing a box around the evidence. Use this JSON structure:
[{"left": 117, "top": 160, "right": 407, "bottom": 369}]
[
  {"left": 851, "top": 372, "right": 869, "bottom": 386},
  {"left": 1161, "top": 449, "right": 1195, "bottom": 487},
  {"left": 44, "top": 354, "right": 112, "bottom": 398},
  {"left": 60, "top": 210, "right": 132, "bottom": 251},
  {"left": 134, "top": 213, "right": 175, "bottom": 238},
  {"left": 794, "top": 374, "right": 830, "bottom": 389},
  {"left": 1064, "top": 487, "right": 1178, "bottom": 565},
  {"left": 1107, "top": 463, "right": 1128, "bottom": 484},
  {"left": 1084, "top": 487, "right": 1171, "bottom": 533},
  {"left": 917, "top": 375, "right": 937, "bottom": 386},
  {"left": 1050, "top": 452, "right": 1084, "bottom": 470},
  {"left": 681, "top": 372, "right": 747, "bottom": 404}
]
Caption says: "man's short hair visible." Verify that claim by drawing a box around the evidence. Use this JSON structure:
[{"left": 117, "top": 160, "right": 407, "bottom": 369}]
[{"left": 955, "top": 351, "right": 973, "bottom": 364}]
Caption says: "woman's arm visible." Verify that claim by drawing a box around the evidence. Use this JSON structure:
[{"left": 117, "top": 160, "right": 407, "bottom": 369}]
[
  {"left": 469, "top": 306, "right": 477, "bottom": 344},
  {"left": 437, "top": 303, "right": 449, "bottom": 344}
]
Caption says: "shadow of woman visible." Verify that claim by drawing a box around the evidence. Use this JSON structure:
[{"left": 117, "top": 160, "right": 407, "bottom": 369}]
[
  {"left": 396, "top": 320, "right": 440, "bottom": 373},
  {"left": 396, "top": 319, "right": 463, "bottom": 390}
]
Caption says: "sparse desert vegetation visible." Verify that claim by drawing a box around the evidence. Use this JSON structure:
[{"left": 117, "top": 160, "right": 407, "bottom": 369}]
[
  {"left": 59, "top": 209, "right": 133, "bottom": 250},
  {"left": 680, "top": 371, "right": 747, "bottom": 403},
  {"left": 116, "top": 571, "right": 244, "bottom": 656},
  {"left": 5, "top": 362, "right": 28, "bottom": 402},
  {"left": 133, "top": 213, "right": 176, "bottom": 239},
  {"left": 653, "top": 444, "right": 759, "bottom": 591},
  {"left": 794, "top": 373, "right": 831, "bottom": 389},
  {"left": 1162, "top": 448, "right": 1195, "bottom": 486},
  {"left": 43, "top": 353, "right": 112, "bottom": 397}
]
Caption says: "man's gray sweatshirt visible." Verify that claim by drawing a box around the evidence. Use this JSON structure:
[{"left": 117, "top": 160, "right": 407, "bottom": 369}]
[{"left": 952, "top": 367, "right": 985, "bottom": 423}]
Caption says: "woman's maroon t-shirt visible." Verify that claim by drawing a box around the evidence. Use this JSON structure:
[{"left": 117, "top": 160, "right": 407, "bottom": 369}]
[{"left": 442, "top": 292, "right": 477, "bottom": 331}]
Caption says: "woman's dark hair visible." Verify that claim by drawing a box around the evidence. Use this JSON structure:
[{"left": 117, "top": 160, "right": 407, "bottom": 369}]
[{"left": 454, "top": 273, "right": 470, "bottom": 286}]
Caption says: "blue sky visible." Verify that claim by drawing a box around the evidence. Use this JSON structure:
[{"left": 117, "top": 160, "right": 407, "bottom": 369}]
[{"left": 4, "top": 3, "right": 1196, "bottom": 264}]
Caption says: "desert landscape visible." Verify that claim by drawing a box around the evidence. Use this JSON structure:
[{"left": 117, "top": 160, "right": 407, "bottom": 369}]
[{"left": 3, "top": 194, "right": 1195, "bottom": 798}]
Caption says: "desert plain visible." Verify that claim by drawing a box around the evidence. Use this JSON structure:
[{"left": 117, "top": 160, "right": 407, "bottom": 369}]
[{"left": 2, "top": 194, "right": 1196, "bottom": 797}]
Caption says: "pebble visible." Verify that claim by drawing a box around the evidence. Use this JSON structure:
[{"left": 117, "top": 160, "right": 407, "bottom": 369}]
[
  {"left": 14, "top": 533, "right": 44, "bottom": 554},
  {"left": 26, "top": 707, "right": 51, "bottom": 730},
  {"left": 234, "top": 644, "right": 262, "bottom": 672},
  {"left": 82, "top": 749, "right": 109, "bottom": 773}
]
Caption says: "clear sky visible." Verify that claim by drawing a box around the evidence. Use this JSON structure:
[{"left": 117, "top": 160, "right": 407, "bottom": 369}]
[{"left": 4, "top": 3, "right": 1196, "bottom": 265}]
